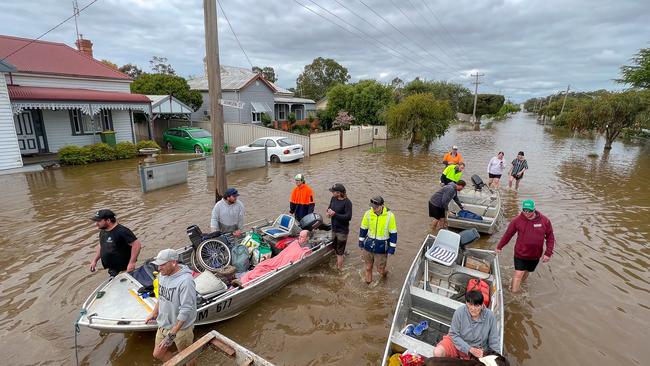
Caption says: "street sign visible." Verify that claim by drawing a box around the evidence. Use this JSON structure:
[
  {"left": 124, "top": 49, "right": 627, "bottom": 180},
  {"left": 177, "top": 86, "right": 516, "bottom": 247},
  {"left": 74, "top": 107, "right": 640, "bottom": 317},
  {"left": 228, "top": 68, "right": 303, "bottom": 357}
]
[{"left": 219, "top": 99, "right": 245, "bottom": 109}]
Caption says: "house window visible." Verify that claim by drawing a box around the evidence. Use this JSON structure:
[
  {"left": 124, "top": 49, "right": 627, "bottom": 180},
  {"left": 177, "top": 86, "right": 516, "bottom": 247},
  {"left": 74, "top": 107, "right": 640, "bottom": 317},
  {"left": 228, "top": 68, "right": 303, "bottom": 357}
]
[
  {"left": 70, "top": 109, "right": 83, "bottom": 135},
  {"left": 278, "top": 105, "right": 286, "bottom": 120},
  {"left": 83, "top": 116, "right": 101, "bottom": 134},
  {"left": 69, "top": 109, "right": 112, "bottom": 135},
  {"left": 99, "top": 109, "right": 113, "bottom": 131},
  {"left": 252, "top": 112, "right": 262, "bottom": 123},
  {"left": 295, "top": 108, "right": 303, "bottom": 120}
]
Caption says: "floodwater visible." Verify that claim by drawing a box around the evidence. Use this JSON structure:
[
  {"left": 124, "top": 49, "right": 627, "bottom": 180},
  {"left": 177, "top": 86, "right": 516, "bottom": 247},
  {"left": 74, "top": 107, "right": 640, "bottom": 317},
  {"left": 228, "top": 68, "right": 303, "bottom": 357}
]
[{"left": 1, "top": 113, "right": 648, "bottom": 365}]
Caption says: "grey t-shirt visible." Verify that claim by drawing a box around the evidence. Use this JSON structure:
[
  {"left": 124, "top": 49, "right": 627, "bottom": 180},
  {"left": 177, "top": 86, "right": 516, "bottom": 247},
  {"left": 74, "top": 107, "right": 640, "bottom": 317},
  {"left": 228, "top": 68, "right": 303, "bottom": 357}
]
[{"left": 210, "top": 199, "right": 245, "bottom": 232}]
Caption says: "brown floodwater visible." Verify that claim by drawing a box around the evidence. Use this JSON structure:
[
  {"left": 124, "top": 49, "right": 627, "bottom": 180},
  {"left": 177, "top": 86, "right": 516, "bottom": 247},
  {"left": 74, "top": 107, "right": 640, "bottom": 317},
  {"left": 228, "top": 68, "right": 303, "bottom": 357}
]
[{"left": 1, "top": 113, "right": 648, "bottom": 365}]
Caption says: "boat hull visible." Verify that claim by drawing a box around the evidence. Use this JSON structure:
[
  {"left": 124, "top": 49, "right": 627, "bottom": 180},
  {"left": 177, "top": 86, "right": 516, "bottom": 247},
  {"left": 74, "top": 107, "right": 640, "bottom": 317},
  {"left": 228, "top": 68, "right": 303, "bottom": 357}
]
[{"left": 447, "top": 188, "right": 501, "bottom": 234}]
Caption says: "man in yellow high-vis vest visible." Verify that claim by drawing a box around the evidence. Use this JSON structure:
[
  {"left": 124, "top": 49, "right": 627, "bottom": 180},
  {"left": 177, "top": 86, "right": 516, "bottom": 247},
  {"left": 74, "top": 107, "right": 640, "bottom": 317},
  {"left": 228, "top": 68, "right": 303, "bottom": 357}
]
[{"left": 358, "top": 196, "right": 398, "bottom": 284}]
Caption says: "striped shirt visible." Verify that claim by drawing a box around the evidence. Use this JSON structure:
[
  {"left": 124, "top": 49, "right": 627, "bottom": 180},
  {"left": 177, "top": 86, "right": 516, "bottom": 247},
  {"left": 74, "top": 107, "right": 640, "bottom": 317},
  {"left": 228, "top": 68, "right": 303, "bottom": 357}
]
[{"left": 511, "top": 158, "right": 528, "bottom": 176}]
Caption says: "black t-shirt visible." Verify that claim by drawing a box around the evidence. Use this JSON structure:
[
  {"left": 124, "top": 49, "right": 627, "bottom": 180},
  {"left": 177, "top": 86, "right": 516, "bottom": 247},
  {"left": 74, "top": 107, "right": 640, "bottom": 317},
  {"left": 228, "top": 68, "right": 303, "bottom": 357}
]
[
  {"left": 328, "top": 197, "right": 353, "bottom": 234},
  {"left": 99, "top": 224, "right": 137, "bottom": 271}
]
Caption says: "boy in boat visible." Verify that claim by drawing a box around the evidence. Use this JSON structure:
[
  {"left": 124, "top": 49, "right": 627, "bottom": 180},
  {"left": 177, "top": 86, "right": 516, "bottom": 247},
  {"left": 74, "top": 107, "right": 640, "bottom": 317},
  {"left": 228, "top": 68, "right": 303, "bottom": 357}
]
[
  {"left": 88, "top": 209, "right": 142, "bottom": 277},
  {"left": 433, "top": 290, "right": 499, "bottom": 359}
]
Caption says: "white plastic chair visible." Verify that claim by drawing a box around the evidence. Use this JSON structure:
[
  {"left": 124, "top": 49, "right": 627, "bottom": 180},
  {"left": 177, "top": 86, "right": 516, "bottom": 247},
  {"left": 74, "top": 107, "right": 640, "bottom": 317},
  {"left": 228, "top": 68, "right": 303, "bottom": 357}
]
[
  {"left": 261, "top": 214, "right": 296, "bottom": 238},
  {"left": 425, "top": 229, "right": 461, "bottom": 266}
]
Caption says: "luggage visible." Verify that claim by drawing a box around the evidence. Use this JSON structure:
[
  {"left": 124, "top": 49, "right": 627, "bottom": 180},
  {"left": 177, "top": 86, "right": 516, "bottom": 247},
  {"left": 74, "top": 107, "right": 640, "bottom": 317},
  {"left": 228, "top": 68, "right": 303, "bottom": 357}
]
[
  {"left": 231, "top": 245, "right": 250, "bottom": 272},
  {"left": 194, "top": 271, "right": 227, "bottom": 298},
  {"left": 251, "top": 244, "right": 272, "bottom": 266},
  {"left": 458, "top": 209, "right": 483, "bottom": 221},
  {"left": 466, "top": 278, "right": 490, "bottom": 306},
  {"left": 465, "top": 256, "right": 491, "bottom": 273}
]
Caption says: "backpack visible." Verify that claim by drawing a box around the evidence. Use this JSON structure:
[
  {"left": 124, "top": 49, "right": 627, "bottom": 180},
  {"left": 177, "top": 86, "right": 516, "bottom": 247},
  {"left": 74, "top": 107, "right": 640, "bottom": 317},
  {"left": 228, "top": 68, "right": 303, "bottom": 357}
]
[{"left": 466, "top": 278, "right": 490, "bottom": 306}]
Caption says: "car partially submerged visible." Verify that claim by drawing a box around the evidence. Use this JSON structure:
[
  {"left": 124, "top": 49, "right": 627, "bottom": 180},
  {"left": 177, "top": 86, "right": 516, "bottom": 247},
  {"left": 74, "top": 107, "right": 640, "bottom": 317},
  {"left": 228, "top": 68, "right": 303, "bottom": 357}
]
[{"left": 234, "top": 136, "right": 304, "bottom": 163}]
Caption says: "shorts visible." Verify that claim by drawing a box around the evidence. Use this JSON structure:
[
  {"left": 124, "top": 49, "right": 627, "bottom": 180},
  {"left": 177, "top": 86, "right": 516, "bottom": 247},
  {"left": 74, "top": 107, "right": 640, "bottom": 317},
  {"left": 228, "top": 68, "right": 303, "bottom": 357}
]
[
  {"left": 488, "top": 173, "right": 502, "bottom": 179},
  {"left": 155, "top": 326, "right": 195, "bottom": 351},
  {"left": 514, "top": 257, "right": 540, "bottom": 272},
  {"left": 428, "top": 202, "right": 446, "bottom": 219},
  {"left": 331, "top": 231, "right": 348, "bottom": 255},
  {"left": 361, "top": 250, "right": 387, "bottom": 269},
  {"left": 511, "top": 173, "right": 523, "bottom": 181},
  {"left": 436, "top": 335, "right": 470, "bottom": 359}
]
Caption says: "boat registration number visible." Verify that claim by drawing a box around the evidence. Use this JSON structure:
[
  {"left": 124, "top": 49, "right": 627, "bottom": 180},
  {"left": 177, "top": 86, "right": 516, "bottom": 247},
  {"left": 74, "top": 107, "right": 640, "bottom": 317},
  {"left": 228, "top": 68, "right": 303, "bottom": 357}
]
[{"left": 215, "top": 298, "right": 233, "bottom": 313}]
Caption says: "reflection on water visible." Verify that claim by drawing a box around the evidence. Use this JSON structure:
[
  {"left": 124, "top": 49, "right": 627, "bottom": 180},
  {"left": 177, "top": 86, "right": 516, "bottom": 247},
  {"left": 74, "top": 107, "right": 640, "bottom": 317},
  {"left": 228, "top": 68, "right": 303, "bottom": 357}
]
[{"left": 0, "top": 113, "right": 648, "bottom": 365}]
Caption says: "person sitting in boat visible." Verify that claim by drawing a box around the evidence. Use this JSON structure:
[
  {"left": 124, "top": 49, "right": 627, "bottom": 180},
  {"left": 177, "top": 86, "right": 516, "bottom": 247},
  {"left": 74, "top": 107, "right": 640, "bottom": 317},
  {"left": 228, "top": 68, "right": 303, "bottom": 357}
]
[
  {"left": 290, "top": 174, "right": 315, "bottom": 221},
  {"left": 441, "top": 163, "right": 465, "bottom": 185},
  {"left": 210, "top": 187, "right": 245, "bottom": 237},
  {"left": 433, "top": 290, "right": 499, "bottom": 360},
  {"left": 442, "top": 145, "right": 464, "bottom": 166}
]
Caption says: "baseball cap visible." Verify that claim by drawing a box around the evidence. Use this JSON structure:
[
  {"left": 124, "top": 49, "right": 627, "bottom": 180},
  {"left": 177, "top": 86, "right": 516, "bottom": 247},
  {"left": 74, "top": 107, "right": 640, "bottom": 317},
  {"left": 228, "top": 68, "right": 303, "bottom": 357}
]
[
  {"left": 329, "top": 183, "right": 346, "bottom": 193},
  {"left": 370, "top": 196, "right": 384, "bottom": 206},
  {"left": 452, "top": 145, "right": 458, "bottom": 150},
  {"left": 152, "top": 249, "right": 179, "bottom": 265},
  {"left": 91, "top": 209, "right": 115, "bottom": 221},
  {"left": 522, "top": 200, "right": 535, "bottom": 211},
  {"left": 518, "top": 151, "right": 525, "bottom": 156},
  {"left": 294, "top": 173, "right": 305, "bottom": 182},
  {"left": 224, "top": 188, "right": 239, "bottom": 197}
]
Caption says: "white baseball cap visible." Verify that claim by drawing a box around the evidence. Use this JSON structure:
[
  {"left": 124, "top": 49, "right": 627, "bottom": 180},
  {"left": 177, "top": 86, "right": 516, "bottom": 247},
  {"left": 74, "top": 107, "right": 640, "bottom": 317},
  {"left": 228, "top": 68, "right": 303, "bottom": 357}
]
[
  {"left": 452, "top": 145, "right": 458, "bottom": 150},
  {"left": 152, "top": 249, "right": 179, "bottom": 265}
]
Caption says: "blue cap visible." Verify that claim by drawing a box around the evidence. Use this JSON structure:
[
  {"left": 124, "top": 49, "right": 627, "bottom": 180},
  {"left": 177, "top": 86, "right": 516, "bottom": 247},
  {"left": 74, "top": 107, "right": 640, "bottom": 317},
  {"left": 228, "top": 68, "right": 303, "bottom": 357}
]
[{"left": 224, "top": 188, "right": 239, "bottom": 197}]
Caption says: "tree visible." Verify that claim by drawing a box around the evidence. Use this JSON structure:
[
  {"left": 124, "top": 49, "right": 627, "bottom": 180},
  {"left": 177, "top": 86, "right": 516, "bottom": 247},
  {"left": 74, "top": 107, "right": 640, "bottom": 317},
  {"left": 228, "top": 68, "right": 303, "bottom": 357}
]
[
  {"left": 460, "top": 94, "right": 505, "bottom": 123},
  {"left": 295, "top": 57, "right": 350, "bottom": 101},
  {"left": 100, "top": 59, "right": 118, "bottom": 70},
  {"left": 403, "top": 79, "right": 471, "bottom": 113},
  {"left": 385, "top": 93, "right": 454, "bottom": 149},
  {"left": 332, "top": 111, "right": 354, "bottom": 130},
  {"left": 149, "top": 56, "right": 175, "bottom": 75},
  {"left": 130, "top": 74, "right": 202, "bottom": 111},
  {"left": 616, "top": 48, "right": 650, "bottom": 89},
  {"left": 252, "top": 66, "right": 277, "bottom": 83},
  {"left": 565, "top": 91, "right": 646, "bottom": 150},
  {"left": 119, "top": 63, "right": 144, "bottom": 79},
  {"left": 325, "top": 80, "right": 393, "bottom": 125}
]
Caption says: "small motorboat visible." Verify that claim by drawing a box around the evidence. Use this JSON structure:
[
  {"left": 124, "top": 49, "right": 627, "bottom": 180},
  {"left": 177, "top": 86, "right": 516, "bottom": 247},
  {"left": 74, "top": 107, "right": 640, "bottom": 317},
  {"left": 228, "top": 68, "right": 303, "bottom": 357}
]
[
  {"left": 382, "top": 230, "right": 504, "bottom": 363},
  {"left": 77, "top": 213, "right": 333, "bottom": 333},
  {"left": 447, "top": 175, "right": 501, "bottom": 234}
]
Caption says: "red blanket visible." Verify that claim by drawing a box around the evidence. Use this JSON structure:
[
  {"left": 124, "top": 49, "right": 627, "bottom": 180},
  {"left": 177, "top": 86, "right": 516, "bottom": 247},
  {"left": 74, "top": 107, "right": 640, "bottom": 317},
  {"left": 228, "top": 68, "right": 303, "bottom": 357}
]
[{"left": 240, "top": 241, "right": 312, "bottom": 286}]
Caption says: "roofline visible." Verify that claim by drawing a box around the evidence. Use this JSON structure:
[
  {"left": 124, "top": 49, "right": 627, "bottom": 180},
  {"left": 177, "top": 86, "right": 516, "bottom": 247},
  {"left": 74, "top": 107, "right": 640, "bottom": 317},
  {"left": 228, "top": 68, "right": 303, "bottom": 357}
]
[
  {"left": 190, "top": 73, "right": 278, "bottom": 93},
  {"left": 9, "top": 71, "right": 133, "bottom": 83}
]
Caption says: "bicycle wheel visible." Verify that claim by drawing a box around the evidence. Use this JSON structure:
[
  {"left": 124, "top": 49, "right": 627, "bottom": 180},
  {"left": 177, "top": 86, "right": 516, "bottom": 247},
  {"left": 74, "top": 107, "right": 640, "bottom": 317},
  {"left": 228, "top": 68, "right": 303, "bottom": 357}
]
[
  {"left": 196, "top": 239, "right": 231, "bottom": 272},
  {"left": 190, "top": 250, "right": 204, "bottom": 272}
]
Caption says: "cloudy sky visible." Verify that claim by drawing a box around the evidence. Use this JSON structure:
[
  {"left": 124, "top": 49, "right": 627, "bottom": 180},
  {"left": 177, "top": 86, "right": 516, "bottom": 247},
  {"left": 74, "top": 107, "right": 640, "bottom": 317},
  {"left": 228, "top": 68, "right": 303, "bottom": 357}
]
[{"left": 1, "top": 0, "right": 647, "bottom": 101}]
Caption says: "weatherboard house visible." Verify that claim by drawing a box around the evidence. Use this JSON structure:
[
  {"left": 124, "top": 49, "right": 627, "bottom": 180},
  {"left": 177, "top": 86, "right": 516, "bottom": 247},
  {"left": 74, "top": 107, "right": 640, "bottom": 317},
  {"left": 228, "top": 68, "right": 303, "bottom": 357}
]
[
  {"left": 0, "top": 35, "right": 151, "bottom": 171},
  {"left": 188, "top": 66, "right": 316, "bottom": 125}
]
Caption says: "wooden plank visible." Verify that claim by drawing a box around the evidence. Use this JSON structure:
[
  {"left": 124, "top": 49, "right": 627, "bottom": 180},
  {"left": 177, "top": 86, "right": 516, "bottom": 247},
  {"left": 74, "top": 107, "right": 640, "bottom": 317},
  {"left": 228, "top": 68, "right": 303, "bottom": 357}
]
[
  {"left": 239, "top": 358, "right": 253, "bottom": 366},
  {"left": 210, "top": 337, "right": 236, "bottom": 356},
  {"left": 163, "top": 332, "right": 215, "bottom": 366}
]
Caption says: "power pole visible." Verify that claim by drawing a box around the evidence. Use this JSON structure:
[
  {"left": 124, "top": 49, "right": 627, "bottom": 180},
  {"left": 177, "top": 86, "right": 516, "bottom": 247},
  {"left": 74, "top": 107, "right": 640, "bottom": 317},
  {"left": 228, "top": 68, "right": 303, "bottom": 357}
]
[
  {"left": 203, "top": 0, "right": 227, "bottom": 202},
  {"left": 471, "top": 71, "right": 484, "bottom": 123},
  {"left": 560, "top": 84, "right": 571, "bottom": 115}
]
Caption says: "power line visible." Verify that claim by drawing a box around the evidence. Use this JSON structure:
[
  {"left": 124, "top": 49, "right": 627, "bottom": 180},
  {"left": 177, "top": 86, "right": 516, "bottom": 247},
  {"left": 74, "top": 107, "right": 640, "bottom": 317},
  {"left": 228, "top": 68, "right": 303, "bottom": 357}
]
[
  {"left": 1, "top": 0, "right": 101, "bottom": 62},
  {"left": 217, "top": 0, "right": 253, "bottom": 68},
  {"left": 419, "top": 0, "right": 473, "bottom": 67}
]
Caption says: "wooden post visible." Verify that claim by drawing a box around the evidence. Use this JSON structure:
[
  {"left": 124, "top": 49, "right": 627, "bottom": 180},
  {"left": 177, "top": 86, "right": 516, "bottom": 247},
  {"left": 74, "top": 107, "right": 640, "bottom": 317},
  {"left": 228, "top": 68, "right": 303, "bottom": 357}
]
[{"left": 204, "top": 0, "right": 227, "bottom": 202}]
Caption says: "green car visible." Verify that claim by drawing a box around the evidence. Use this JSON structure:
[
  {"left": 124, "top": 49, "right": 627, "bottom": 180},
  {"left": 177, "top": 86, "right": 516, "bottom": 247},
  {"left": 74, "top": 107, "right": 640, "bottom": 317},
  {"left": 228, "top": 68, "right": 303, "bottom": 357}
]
[{"left": 163, "top": 127, "right": 212, "bottom": 153}]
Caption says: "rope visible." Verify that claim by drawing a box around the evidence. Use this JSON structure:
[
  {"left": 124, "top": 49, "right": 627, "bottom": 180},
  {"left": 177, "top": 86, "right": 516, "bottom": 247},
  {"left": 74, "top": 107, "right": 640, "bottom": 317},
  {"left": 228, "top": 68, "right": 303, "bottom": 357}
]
[{"left": 74, "top": 309, "right": 87, "bottom": 366}]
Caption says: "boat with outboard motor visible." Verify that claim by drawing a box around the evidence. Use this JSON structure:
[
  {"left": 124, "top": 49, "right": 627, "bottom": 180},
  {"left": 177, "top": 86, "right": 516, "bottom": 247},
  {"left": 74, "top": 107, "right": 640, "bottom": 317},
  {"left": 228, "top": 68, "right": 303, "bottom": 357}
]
[
  {"left": 447, "top": 175, "right": 501, "bottom": 234},
  {"left": 77, "top": 213, "right": 333, "bottom": 333},
  {"left": 382, "top": 229, "right": 504, "bottom": 363}
]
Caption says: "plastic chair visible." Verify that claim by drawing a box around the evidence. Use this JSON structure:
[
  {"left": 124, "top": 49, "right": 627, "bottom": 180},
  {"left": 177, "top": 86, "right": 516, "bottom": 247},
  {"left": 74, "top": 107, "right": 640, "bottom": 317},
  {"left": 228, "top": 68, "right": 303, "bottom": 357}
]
[
  {"left": 425, "top": 229, "right": 461, "bottom": 266},
  {"left": 261, "top": 214, "right": 296, "bottom": 238}
]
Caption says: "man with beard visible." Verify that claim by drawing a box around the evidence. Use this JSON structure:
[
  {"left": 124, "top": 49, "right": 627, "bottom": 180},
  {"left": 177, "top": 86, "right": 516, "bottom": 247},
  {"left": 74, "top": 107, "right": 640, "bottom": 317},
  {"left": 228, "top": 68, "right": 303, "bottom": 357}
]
[{"left": 89, "top": 209, "right": 142, "bottom": 277}]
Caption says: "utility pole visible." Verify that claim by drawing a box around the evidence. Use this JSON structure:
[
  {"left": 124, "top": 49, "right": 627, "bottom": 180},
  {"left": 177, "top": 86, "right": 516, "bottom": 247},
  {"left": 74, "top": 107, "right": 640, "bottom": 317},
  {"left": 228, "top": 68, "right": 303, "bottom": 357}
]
[
  {"left": 203, "top": 0, "right": 227, "bottom": 202},
  {"left": 471, "top": 71, "right": 484, "bottom": 123},
  {"left": 560, "top": 84, "right": 570, "bottom": 115}
]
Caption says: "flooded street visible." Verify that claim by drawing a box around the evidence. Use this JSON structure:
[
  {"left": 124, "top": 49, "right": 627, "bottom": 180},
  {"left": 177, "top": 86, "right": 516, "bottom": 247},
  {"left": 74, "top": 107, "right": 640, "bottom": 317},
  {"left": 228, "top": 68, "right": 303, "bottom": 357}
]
[{"left": 1, "top": 112, "right": 648, "bottom": 365}]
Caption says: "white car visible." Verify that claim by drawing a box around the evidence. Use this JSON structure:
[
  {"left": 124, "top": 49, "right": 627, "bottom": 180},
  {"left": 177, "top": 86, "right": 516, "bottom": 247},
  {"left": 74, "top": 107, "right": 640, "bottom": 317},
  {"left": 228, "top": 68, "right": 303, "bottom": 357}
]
[{"left": 234, "top": 136, "right": 304, "bottom": 163}]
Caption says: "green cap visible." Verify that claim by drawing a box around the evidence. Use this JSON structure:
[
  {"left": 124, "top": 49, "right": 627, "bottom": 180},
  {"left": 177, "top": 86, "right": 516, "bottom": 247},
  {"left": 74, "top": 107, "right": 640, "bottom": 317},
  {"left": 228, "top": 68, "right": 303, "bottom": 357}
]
[{"left": 522, "top": 199, "right": 535, "bottom": 211}]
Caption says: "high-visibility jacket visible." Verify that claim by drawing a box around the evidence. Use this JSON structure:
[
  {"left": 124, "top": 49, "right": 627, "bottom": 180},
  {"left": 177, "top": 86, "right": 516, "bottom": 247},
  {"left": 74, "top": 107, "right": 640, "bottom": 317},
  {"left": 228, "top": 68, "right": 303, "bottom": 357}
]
[
  {"left": 442, "top": 164, "right": 463, "bottom": 183},
  {"left": 358, "top": 207, "right": 398, "bottom": 254},
  {"left": 290, "top": 183, "right": 315, "bottom": 221}
]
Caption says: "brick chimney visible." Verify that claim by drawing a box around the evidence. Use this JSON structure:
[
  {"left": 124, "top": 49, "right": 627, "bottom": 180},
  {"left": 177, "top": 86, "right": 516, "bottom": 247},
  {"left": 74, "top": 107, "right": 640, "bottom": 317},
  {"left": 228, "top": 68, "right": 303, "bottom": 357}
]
[{"left": 75, "top": 35, "right": 93, "bottom": 58}]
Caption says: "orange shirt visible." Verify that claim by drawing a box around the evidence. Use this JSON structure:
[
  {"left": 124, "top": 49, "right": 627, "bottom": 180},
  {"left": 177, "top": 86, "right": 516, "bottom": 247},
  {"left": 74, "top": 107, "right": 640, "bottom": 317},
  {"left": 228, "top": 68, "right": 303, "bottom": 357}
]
[
  {"left": 443, "top": 152, "right": 464, "bottom": 165},
  {"left": 290, "top": 184, "right": 315, "bottom": 205}
]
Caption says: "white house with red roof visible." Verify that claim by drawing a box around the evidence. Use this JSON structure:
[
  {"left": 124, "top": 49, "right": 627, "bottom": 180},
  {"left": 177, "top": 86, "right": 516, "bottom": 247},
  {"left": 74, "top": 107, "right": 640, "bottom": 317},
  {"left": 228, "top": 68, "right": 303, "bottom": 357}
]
[{"left": 0, "top": 35, "right": 151, "bottom": 171}]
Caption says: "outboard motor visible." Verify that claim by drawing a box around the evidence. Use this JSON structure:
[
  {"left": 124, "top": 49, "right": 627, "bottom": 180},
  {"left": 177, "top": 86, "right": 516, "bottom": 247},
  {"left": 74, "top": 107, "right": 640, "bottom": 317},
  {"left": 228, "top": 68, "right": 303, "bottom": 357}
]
[
  {"left": 471, "top": 174, "right": 487, "bottom": 191},
  {"left": 299, "top": 213, "right": 324, "bottom": 231},
  {"left": 186, "top": 225, "right": 204, "bottom": 249}
]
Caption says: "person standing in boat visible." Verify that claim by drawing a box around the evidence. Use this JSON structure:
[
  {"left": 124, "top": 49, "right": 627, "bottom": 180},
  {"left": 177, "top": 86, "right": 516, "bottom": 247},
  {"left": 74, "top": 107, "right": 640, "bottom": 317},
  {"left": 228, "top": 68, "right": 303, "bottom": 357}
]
[
  {"left": 326, "top": 183, "right": 353, "bottom": 270},
  {"left": 508, "top": 151, "right": 528, "bottom": 190},
  {"left": 442, "top": 145, "right": 464, "bottom": 166},
  {"left": 433, "top": 290, "right": 499, "bottom": 359},
  {"left": 210, "top": 187, "right": 245, "bottom": 237},
  {"left": 88, "top": 209, "right": 142, "bottom": 277},
  {"left": 145, "top": 249, "right": 197, "bottom": 365},
  {"left": 496, "top": 199, "right": 555, "bottom": 293},
  {"left": 486, "top": 151, "right": 506, "bottom": 189},
  {"left": 428, "top": 181, "right": 466, "bottom": 232},
  {"left": 440, "top": 163, "right": 465, "bottom": 185},
  {"left": 358, "top": 196, "right": 397, "bottom": 284},
  {"left": 290, "top": 173, "right": 315, "bottom": 221}
]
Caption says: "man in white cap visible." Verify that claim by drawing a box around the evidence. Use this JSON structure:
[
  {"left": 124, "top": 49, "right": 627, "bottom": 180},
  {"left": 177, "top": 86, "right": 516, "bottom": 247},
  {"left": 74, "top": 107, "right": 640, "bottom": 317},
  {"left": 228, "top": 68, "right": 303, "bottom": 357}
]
[
  {"left": 145, "top": 249, "right": 197, "bottom": 364},
  {"left": 442, "top": 145, "right": 464, "bottom": 166}
]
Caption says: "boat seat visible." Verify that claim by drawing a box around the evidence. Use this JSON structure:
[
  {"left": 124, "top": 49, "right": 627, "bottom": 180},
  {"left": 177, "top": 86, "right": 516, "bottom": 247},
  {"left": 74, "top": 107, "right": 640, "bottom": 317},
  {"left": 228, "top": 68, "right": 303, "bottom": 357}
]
[
  {"left": 260, "top": 214, "right": 298, "bottom": 239},
  {"left": 425, "top": 230, "right": 460, "bottom": 266},
  {"left": 390, "top": 331, "right": 435, "bottom": 358},
  {"left": 410, "top": 286, "right": 463, "bottom": 312}
]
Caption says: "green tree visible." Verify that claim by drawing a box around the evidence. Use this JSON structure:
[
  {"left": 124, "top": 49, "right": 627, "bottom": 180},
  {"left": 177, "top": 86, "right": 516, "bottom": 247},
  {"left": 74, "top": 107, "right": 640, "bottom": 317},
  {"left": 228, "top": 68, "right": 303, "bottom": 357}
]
[
  {"left": 385, "top": 93, "right": 454, "bottom": 149},
  {"left": 252, "top": 66, "right": 277, "bottom": 83},
  {"left": 325, "top": 80, "right": 393, "bottom": 125},
  {"left": 131, "top": 74, "right": 202, "bottom": 111},
  {"left": 403, "top": 79, "right": 471, "bottom": 113},
  {"left": 460, "top": 94, "right": 505, "bottom": 123},
  {"left": 565, "top": 91, "right": 646, "bottom": 150},
  {"left": 295, "top": 57, "right": 350, "bottom": 101},
  {"left": 119, "top": 63, "right": 143, "bottom": 79},
  {"left": 149, "top": 56, "right": 175, "bottom": 75},
  {"left": 616, "top": 48, "right": 650, "bottom": 89}
]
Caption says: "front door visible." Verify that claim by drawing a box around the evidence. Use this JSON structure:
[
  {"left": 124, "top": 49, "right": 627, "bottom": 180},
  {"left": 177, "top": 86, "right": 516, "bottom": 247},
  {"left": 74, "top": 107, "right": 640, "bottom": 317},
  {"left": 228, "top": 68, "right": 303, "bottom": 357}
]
[{"left": 14, "top": 112, "right": 38, "bottom": 154}]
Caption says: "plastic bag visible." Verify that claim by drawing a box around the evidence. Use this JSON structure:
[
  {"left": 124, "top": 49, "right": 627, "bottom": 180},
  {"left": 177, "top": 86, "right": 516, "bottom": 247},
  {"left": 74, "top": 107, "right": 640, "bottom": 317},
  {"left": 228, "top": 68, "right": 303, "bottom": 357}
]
[{"left": 231, "top": 245, "right": 250, "bottom": 272}]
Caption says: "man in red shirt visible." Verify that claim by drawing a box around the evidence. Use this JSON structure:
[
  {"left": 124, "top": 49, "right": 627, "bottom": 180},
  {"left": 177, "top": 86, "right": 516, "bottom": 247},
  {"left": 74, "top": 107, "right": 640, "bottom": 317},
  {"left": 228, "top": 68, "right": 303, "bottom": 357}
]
[{"left": 496, "top": 200, "right": 555, "bottom": 293}]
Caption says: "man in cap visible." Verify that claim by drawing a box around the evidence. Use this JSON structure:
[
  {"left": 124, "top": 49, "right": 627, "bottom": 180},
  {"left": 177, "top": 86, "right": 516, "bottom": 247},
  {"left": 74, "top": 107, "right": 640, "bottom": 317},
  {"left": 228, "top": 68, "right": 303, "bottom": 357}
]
[
  {"left": 358, "top": 196, "right": 397, "bottom": 284},
  {"left": 210, "top": 187, "right": 245, "bottom": 237},
  {"left": 429, "top": 181, "right": 466, "bottom": 232},
  {"left": 443, "top": 145, "right": 464, "bottom": 166},
  {"left": 496, "top": 200, "right": 555, "bottom": 293},
  {"left": 508, "top": 151, "right": 528, "bottom": 190},
  {"left": 89, "top": 209, "right": 142, "bottom": 277},
  {"left": 326, "top": 183, "right": 353, "bottom": 270},
  {"left": 145, "top": 249, "right": 197, "bottom": 364},
  {"left": 290, "top": 173, "right": 315, "bottom": 221}
]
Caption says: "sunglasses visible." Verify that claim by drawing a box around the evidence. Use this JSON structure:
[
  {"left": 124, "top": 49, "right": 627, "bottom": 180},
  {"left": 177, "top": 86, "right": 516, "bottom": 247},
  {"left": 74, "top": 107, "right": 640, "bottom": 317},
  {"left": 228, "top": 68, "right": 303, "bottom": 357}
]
[{"left": 522, "top": 208, "right": 533, "bottom": 213}]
